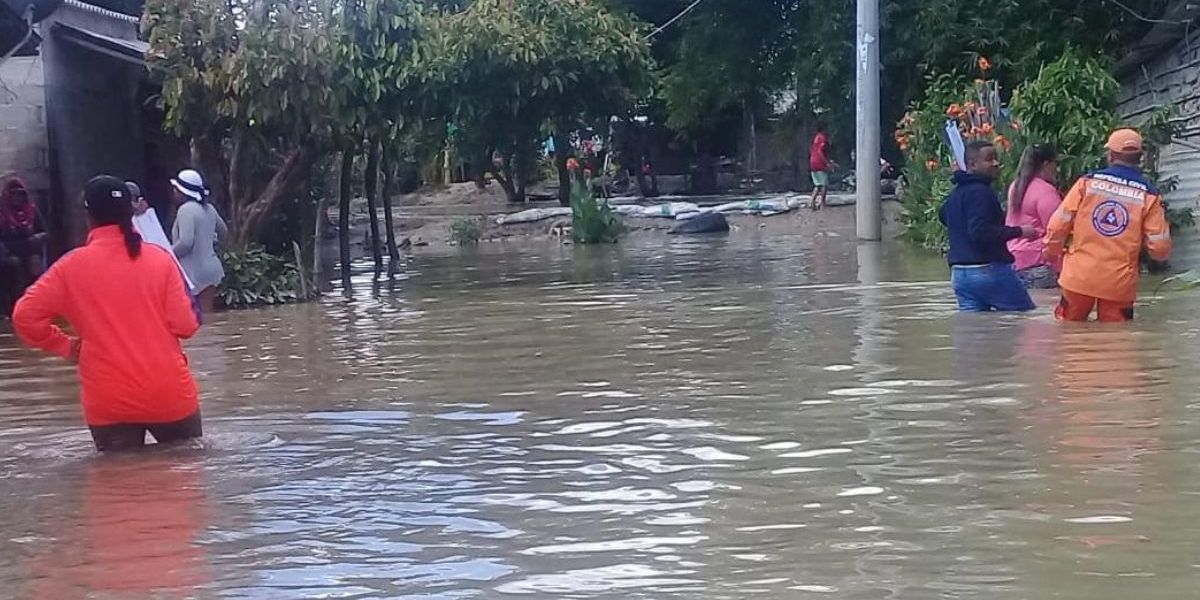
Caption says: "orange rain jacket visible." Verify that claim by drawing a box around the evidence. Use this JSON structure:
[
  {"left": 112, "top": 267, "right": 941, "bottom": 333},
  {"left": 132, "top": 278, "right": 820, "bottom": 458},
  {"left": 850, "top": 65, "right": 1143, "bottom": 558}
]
[
  {"left": 13, "top": 225, "right": 200, "bottom": 426},
  {"left": 1045, "top": 165, "right": 1172, "bottom": 303}
]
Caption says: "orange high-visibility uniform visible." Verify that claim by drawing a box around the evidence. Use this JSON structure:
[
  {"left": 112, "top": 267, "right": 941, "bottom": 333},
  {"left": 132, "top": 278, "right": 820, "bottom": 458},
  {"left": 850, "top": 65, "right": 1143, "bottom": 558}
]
[
  {"left": 13, "top": 225, "right": 200, "bottom": 426},
  {"left": 1044, "top": 165, "right": 1172, "bottom": 307}
]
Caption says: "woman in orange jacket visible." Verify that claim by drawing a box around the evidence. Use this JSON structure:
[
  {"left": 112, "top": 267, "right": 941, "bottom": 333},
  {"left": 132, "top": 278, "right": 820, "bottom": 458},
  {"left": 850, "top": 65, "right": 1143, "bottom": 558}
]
[{"left": 13, "top": 175, "right": 202, "bottom": 451}]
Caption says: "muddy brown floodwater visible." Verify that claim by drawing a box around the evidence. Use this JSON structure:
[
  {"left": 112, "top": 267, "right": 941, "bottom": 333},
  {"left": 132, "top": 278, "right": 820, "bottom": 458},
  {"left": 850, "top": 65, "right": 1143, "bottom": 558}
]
[{"left": 2, "top": 212, "right": 1199, "bottom": 599}]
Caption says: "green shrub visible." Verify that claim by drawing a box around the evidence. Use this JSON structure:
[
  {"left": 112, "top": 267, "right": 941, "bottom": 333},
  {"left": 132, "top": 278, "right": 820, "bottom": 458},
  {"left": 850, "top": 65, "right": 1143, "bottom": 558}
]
[
  {"left": 218, "top": 246, "right": 315, "bottom": 309},
  {"left": 1010, "top": 48, "right": 1119, "bottom": 188},
  {"left": 896, "top": 49, "right": 1122, "bottom": 253},
  {"left": 1167, "top": 206, "right": 1195, "bottom": 233},
  {"left": 901, "top": 173, "right": 951, "bottom": 253},
  {"left": 1139, "top": 106, "right": 1196, "bottom": 234},
  {"left": 449, "top": 217, "right": 483, "bottom": 245},
  {"left": 570, "top": 173, "right": 621, "bottom": 244},
  {"left": 895, "top": 73, "right": 999, "bottom": 254}
]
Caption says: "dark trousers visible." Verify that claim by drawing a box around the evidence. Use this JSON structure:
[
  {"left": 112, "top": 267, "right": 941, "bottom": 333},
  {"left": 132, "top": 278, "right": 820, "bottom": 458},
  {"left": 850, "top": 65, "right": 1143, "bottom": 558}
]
[{"left": 89, "top": 411, "right": 203, "bottom": 452}]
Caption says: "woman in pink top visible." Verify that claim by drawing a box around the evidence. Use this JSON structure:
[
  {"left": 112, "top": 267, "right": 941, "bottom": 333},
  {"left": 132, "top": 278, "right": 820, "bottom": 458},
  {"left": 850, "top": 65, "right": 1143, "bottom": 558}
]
[{"left": 1006, "top": 144, "right": 1063, "bottom": 288}]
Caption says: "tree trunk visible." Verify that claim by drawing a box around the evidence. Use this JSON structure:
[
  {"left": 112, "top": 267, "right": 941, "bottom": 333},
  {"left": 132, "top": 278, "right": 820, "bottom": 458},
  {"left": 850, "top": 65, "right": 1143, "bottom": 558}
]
[
  {"left": 190, "top": 129, "right": 231, "bottom": 222},
  {"left": 236, "top": 145, "right": 319, "bottom": 246},
  {"left": 494, "top": 165, "right": 519, "bottom": 202},
  {"left": 338, "top": 150, "right": 354, "bottom": 290},
  {"left": 473, "top": 151, "right": 489, "bottom": 189},
  {"left": 227, "top": 127, "right": 251, "bottom": 235},
  {"left": 381, "top": 150, "right": 401, "bottom": 265},
  {"left": 364, "top": 141, "right": 384, "bottom": 276},
  {"left": 553, "top": 128, "right": 571, "bottom": 206},
  {"left": 312, "top": 191, "right": 325, "bottom": 289},
  {"left": 513, "top": 140, "right": 531, "bottom": 203},
  {"left": 745, "top": 102, "right": 758, "bottom": 173}
]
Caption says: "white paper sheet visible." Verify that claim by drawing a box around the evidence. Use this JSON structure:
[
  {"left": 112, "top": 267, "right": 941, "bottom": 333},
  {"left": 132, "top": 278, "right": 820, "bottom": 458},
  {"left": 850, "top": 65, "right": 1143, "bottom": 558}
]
[
  {"left": 133, "top": 208, "right": 195, "bottom": 290},
  {"left": 944, "top": 120, "right": 966, "bottom": 171}
]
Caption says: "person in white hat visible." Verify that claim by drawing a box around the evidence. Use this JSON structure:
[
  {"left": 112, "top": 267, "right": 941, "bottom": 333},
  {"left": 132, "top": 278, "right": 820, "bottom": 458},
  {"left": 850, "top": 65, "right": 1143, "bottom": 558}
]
[{"left": 170, "top": 169, "right": 227, "bottom": 313}]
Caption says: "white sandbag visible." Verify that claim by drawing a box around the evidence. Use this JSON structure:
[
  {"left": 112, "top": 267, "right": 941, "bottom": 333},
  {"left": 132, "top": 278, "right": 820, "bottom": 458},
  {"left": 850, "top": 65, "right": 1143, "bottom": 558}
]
[
  {"left": 708, "top": 199, "right": 794, "bottom": 216},
  {"left": 651, "top": 202, "right": 701, "bottom": 217},
  {"left": 494, "top": 207, "right": 572, "bottom": 225},
  {"left": 616, "top": 202, "right": 701, "bottom": 218}
]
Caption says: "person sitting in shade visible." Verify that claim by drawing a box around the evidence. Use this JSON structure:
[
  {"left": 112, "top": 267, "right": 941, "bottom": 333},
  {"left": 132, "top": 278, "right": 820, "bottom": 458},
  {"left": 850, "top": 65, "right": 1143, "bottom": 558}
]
[{"left": 0, "top": 177, "right": 47, "bottom": 294}]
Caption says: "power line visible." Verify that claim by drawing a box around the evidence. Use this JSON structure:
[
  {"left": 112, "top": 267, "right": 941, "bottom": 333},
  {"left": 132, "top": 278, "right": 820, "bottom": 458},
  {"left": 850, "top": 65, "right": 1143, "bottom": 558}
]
[
  {"left": 1107, "top": 0, "right": 1193, "bottom": 25},
  {"left": 645, "top": 0, "right": 707, "bottom": 40}
]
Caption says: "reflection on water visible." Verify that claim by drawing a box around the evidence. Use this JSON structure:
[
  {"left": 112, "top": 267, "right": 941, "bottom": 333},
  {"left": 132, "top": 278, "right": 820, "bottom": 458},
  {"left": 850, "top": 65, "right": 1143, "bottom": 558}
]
[{"left": 1, "top": 222, "right": 1199, "bottom": 598}]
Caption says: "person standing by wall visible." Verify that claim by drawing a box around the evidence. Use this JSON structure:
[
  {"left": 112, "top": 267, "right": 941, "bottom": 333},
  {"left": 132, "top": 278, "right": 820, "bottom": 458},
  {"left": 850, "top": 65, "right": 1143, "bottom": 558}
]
[
  {"left": 170, "top": 169, "right": 227, "bottom": 314},
  {"left": 1045, "top": 129, "right": 1172, "bottom": 322},
  {"left": 1006, "top": 144, "right": 1064, "bottom": 288},
  {"left": 809, "top": 123, "right": 836, "bottom": 210},
  {"left": 12, "top": 175, "right": 202, "bottom": 452},
  {"left": 939, "top": 140, "right": 1039, "bottom": 312}
]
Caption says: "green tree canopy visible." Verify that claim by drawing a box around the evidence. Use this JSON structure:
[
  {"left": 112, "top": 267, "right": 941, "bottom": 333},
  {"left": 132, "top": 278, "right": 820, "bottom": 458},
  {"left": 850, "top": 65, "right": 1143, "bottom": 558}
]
[
  {"left": 419, "top": 0, "right": 654, "bottom": 201},
  {"left": 145, "top": 0, "right": 343, "bottom": 243}
]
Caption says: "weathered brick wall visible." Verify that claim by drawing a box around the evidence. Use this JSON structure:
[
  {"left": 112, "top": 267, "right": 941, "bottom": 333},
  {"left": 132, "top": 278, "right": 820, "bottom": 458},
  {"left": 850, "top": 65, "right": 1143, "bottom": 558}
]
[{"left": 0, "top": 55, "right": 49, "bottom": 193}]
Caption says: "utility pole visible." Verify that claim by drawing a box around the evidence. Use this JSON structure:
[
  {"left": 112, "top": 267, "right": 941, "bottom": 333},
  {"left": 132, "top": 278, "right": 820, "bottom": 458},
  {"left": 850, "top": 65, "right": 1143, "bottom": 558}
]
[{"left": 855, "top": 0, "right": 881, "bottom": 241}]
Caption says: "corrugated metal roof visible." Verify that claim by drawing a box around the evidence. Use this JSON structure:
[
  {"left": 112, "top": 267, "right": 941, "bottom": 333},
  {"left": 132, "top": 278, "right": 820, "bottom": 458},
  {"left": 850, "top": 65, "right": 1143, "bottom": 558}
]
[
  {"left": 53, "top": 20, "right": 147, "bottom": 64},
  {"left": 1118, "top": 22, "right": 1200, "bottom": 269},
  {"left": 61, "top": 0, "right": 137, "bottom": 24},
  {"left": 1156, "top": 140, "right": 1200, "bottom": 208}
]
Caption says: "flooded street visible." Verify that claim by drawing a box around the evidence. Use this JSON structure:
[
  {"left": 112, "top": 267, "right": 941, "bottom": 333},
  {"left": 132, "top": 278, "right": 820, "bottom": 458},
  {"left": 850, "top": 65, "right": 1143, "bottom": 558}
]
[{"left": 2, "top": 213, "right": 1200, "bottom": 599}]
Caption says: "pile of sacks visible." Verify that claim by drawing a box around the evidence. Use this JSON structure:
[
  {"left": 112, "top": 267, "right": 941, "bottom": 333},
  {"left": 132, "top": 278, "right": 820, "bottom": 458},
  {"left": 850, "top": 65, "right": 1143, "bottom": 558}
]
[{"left": 494, "top": 195, "right": 805, "bottom": 227}]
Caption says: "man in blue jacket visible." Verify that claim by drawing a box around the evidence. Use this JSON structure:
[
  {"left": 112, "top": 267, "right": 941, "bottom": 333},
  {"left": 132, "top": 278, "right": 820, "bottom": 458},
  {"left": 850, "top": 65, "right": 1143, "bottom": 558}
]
[{"left": 939, "top": 140, "right": 1038, "bottom": 312}]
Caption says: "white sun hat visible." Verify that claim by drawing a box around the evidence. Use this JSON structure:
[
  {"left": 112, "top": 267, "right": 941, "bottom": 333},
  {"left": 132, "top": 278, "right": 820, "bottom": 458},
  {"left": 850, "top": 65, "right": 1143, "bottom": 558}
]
[{"left": 171, "top": 169, "right": 209, "bottom": 201}]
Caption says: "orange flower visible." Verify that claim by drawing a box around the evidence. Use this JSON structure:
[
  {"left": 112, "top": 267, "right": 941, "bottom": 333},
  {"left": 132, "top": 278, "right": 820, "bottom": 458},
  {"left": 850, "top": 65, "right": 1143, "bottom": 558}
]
[
  {"left": 566, "top": 157, "right": 580, "bottom": 171},
  {"left": 946, "top": 103, "right": 963, "bottom": 118},
  {"left": 978, "top": 56, "right": 992, "bottom": 72},
  {"left": 993, "top": 135, "right": 1012, "bottom": 151},
  {"left": 898, "top": 141, "right": 909, "bottom": 152},
  {"left": 925, "top": 159, "right": 939, "bottom": 171},
  {"left": 980, "top": 123, "right": 994, "bottom": 135}
]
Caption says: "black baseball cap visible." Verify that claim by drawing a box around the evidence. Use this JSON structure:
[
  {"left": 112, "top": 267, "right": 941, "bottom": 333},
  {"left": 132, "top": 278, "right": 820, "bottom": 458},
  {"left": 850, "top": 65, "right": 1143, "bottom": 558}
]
[{"left": 83, "top": 175, "right": 129, "bottom": 209}]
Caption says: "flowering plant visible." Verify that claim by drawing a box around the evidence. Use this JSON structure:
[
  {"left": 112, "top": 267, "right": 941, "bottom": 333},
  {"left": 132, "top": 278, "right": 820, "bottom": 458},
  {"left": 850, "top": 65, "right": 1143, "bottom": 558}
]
[{"left": 894, "top": 58, "right": 1019, "bottom": 251}]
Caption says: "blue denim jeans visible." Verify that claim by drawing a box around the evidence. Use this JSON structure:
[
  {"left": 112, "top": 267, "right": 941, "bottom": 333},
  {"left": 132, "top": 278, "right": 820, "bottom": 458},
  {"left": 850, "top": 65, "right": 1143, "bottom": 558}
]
[{"left": 951, "top": 263, "right": 1036, "bottom": 312}]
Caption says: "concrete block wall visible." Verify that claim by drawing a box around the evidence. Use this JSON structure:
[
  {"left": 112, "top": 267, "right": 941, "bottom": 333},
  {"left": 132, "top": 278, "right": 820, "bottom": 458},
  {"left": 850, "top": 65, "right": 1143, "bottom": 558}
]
[{"left": 0, "top": 55, "right": 49, "bottom": 192}]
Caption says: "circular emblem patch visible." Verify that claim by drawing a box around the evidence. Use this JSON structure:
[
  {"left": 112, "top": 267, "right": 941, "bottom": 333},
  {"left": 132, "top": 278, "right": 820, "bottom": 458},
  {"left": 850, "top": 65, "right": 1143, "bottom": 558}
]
[{"left": 1092, "top": 200, "right": 1130, "bottom": 237}]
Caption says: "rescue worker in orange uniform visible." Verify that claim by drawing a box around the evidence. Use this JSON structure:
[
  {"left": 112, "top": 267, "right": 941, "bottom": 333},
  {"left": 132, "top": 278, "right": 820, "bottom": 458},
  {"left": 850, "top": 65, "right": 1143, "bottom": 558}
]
[
  {"left": 13, "top": 175, "right": 202, "bottom": 451},
  {"left": 1044, "top": 129, "right": 1172, "bottom": 322}
]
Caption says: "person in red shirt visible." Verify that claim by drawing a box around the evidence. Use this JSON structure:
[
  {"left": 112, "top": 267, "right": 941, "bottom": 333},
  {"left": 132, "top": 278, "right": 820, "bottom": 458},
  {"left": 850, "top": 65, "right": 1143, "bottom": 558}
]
[
  {"left": 809, "top": 123, "right": 836, "bottom": 210},
  {"left": 13, "top": 175, "right": 202, "bottom": 451}
]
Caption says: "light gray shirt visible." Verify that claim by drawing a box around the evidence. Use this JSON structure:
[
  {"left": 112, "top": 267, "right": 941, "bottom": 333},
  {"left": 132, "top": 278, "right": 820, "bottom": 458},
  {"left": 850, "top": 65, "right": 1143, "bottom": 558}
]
[{"left": 172, "top": 201, "right": 227, "bottom": 292}]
